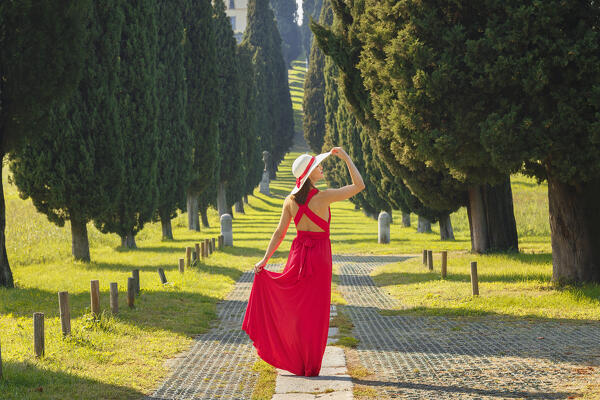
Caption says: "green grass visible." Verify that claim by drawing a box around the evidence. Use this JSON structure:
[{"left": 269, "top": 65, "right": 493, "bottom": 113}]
[
  {"left": 250, "top": 360, "right": 277, "bottom": 400},
  {"left": 372, "top": 251, "right": 600, "bottom": 320}
]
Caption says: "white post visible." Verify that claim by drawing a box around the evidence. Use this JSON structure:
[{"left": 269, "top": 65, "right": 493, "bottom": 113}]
[{"left": 221, "top": 214, "right": 233, "bottom": 246}]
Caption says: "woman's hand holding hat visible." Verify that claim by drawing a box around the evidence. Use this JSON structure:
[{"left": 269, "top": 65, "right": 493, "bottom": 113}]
[{"left": 331, "top": 147, "right": 349, "bottom": 160}]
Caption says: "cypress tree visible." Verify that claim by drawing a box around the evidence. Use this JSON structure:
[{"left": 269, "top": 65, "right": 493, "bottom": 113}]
[
  {"left": 184, "top": 0, "right": 220, "bottom": 231},
  {"left": 270, "top": 0, "right": 302, "bottom": 66},
  {"left": 242, "top": 0, "right": 294, "bottom": 171},
  {"left": 237, "top": 46, "right": 263, "bottom": 200},
  {"left": 312, "top": 1, "right": 476, "bottom": 246},
  {"left": 214, "top": 0, "right": 244, "bottom": 217},
  {"left": 301, "top": 0, "right": 323, "bottom": 61},
  {"left": 0, "top": 1, "right": 90, "bottom": 286},
  {"left": 154, "top": 0, "right": 190, "bottom": 240},
  {"left": 94, "top": 1, "right": 160, "bottom": 248},
  {"left": 10, "top": 1, "right": 124, "bottom": 261},
  {"left": 357, "top": 0, "right": 600, "bottom": 281},
  {"left": 302, "top": 0, "right": 328, "bottom": 154}
]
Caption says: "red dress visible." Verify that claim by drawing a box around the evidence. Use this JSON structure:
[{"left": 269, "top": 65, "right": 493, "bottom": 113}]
[{"left": 242, "top": 188, "right": 332, "bottom": 376}]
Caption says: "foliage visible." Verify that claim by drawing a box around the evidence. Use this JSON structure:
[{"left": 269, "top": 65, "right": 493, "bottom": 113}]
[
  {"left": 184, "top": 0, "right": 220, "bottom": 196},
  {"left": 242, "top": 0, "right": 295, "bottom": 167},
  {"left": 302, "top": 0, "right": 328, "bottom": 154},
  {"left": 154, "top": 0, "right": 190, "bottom": 233},
  {"left": 9, "top": 0, "right": 124, "bottom": 260},
  {"left": 301, "top": 0, "right": 323, "bottom": 61},
  {"left": 93, "top": 0, "right": 159, "bottom": 245},
  {"left": 0, "top": 0, "right": 91, "bottom": 286},
  {"left": 270, "top": 0, "right": 302, "bottom": 66},
  {"left": 237, "top": 46, "right": 263, "bottom": 199}
]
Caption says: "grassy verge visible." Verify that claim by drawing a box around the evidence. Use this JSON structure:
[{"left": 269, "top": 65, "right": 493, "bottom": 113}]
[
  {"left": 372, "top": 252, "right": 600, "bottom": 320},
  {"left": 250, "top": 360, "right": 277, "bottom": 400}
]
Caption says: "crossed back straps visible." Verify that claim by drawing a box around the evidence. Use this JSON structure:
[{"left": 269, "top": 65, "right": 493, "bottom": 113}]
[{"left": 293, "top": 188, "right": 330, "bottom": 232}]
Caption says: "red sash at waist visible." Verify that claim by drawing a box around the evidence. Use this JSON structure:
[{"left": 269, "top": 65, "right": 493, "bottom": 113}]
[{"left": 295, "top": 230, "right": 329, "bottom": 281}]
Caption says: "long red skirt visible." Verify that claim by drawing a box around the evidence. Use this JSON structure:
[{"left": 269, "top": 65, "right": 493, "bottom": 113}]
[{"left": 242, "top": 230, "right": 332, "bottom": 376}]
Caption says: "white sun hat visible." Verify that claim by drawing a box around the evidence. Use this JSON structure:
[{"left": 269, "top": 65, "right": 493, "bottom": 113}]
[{"left": 291, "top": 151, "right": 332, "bottom": 194}]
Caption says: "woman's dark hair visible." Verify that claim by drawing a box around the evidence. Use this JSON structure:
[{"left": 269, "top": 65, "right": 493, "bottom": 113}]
[{"left": 293, "top": 179, "right": 315, "bottom": 205}]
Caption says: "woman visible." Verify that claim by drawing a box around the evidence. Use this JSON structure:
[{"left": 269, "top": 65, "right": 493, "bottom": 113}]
[{"left": 242, "top": 147, "right": 365, "bottom": 377}]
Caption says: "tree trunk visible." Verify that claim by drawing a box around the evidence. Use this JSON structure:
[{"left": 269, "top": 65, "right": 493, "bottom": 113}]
[
  {"left": 243, "top": 195, "right": 248, "bottom": 204},
  {"left": 70, "top": 216, "right": 90, "bottom": 262},
  {"left": 217, "top": 182, "right": 227, "bottom": 217},
  {"left": 402, "top": 212, "right": 411, "bottom": 227},
  {"left": 159, "top": 209, "right": 173, "bottom": 240},
  {"left": 439, "top": 213, "right": 455, "bottom": 241},
  {"left": 467, "top": 176, "right": 518, "bottom": 253},
  {"left": 0, "top": 157, "right": 14, "bottom": 288},
  {"left": 200, "top": 206, "right": 210, "bottom": 228},
  {"left": 229, "top": 206, "right": 234, "bottom": 219},
  {"left": 417, "top": 216, "right": 432, "bottom": 233},
  {"left": 235, "top": 200, "right": 245, "bottom": 214},
  {"left": 187, "top": 191, "right": 200, "bottom": 231},
  {"left": 548, "top": 175, "right": 600, "bottom": 283},
  {"left": 120, "top": 232, "right": 137, "bottom": 248}
]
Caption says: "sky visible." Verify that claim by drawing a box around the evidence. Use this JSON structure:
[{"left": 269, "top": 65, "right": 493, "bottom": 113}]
[{"left": 296, "top": 0, "right": 303, "bottom": 23}]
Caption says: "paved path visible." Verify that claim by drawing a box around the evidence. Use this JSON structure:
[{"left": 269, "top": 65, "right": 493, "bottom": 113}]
[
  {"left": 147, "top": 269, "right": 261, "bottom": 399},
  {"left": 272, "top": 305, "right": 353, "bottom": 399},
  {"left": 336, "top": 255, "right": 600, "bottom": 399},
  {"left": 148, "top": 255, "right": 599, "bottom": 399}
]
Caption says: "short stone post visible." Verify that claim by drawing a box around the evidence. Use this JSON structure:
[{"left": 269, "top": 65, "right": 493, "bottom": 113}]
[
  {"left": 178, "top": 258, "right": 185, "bottom": 273},
  {"left": 427, "top": 250, "right": 433, "bottom": 271},
  {"left": 127, "top": 277, "right": 135, "bottom": 308},
  {"left": 470, "top": 261, "right": 479, "bottom": 296},
  {"left": 109, "top": 283, "right": 118, "bottom": 314},
  {"left": 58, "top": 291, "right": 71, "bottom": 336},
  {"left": 422, "top": 250, "right": 427, "bottom": 265},
  {"left": 195, "top": 243, "right": 200, "bottom": 261},
  {"left": 132, "top": 269, "right": 140, "bottom": 295},
  {"left": 33, "top": 312, "right": 44, "bottom": 357},
  {"left": 186, "top": 247, "right": 192, "bottom": 267},
  {"left": 201, "top": 241, "right": 206, "bottom": 258},
  {"left": 158, "top": 268, "right": 167, "bottom": 284},
  {"left": 90, "top": 280, "right": 100, "bottom": 317},
  {"left": 211, "top": 238, "right": 216, "bottom": 252},
  {"left": 259, "top": 171, "right": 270, "bottom": 195},
  {"left": 378, "top": 211, "right": 391, "bottom": 244},
  {"left": 441, "top": 251, "right": 448, "bottom": 279},
  {"left": 221, "top": 214, "right": 233, "bottom": 246},
  {"left": 205, "top": 239, "right": 211, "bottom": 256},
  {"left": 218, "top": 235, "right": 224, "bottom": 250}
]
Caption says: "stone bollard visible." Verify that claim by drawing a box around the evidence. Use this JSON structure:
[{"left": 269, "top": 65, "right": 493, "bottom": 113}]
[
  {"left": 58, "top": 291, "right": 71, "bottom": 336},
  {"left": 259, "top": 171, "right": 270, "bottom": 195},
  {"left": 378, "top": 211, "right": 392, "bottom": 244},
  {"left": 221, "top": 214, "right": 233, "bottom": 246},
  {"left": 33, "top": 313, "right": 44, "bottom": 357}
]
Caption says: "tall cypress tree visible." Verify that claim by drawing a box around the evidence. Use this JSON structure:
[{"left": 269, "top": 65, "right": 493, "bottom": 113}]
[
  {"left": 302, "top": 0, "right": 328, "bottom": 154},
  {"left": 9, "top": 1, "right": 124, "bottom": 261},
  {"left": 270, "top": 0, "right": 302, "bottom": 66},
  {"left": 184, "top": 0, "right": 219, "bottom": 231},
  {"left": 0, "top": 1, "right": 90, "bottom": 286},
  {"left": 214, "top": 0, "right": 244, "bottom": 217},
  {"left": 301, "top": 0, "right": 323, "bottom": 61},
  {"left": 242, "top": 0, "right": 294, "bottom": 173},
  {"left": 237, "top": 45, "right": 263, "bottom": 201},
  {"left": 154, "top": 0, "right": 190, "bottom": 240},
  {"left": 94, "top": 1, "right": 159, "bottom": 248}
]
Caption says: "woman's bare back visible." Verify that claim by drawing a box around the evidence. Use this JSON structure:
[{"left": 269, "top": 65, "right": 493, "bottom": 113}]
[{"left": 287, "top": 192, "right": 330, "bottom": 232}]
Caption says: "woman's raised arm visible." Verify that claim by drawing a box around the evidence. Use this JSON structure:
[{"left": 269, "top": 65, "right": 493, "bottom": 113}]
[{"left": 320, "top": 147, "right": 365, "bottom": 204}]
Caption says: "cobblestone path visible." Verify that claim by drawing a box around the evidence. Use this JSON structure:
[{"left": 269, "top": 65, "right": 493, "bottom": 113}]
[
  {"left": 148, "top": 269, "right": 261, "bottom": 399},
  {"left": 336, "top": 255, "right": 600, "bottom": 399}
]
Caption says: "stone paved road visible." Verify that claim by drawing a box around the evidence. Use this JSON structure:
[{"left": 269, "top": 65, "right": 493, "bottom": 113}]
[
  {"left": 147, "top": 269, "right": 260, "bottom": 400},
  {"left": 336, "top": 255, "right": 600, "bottom": 399}
]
